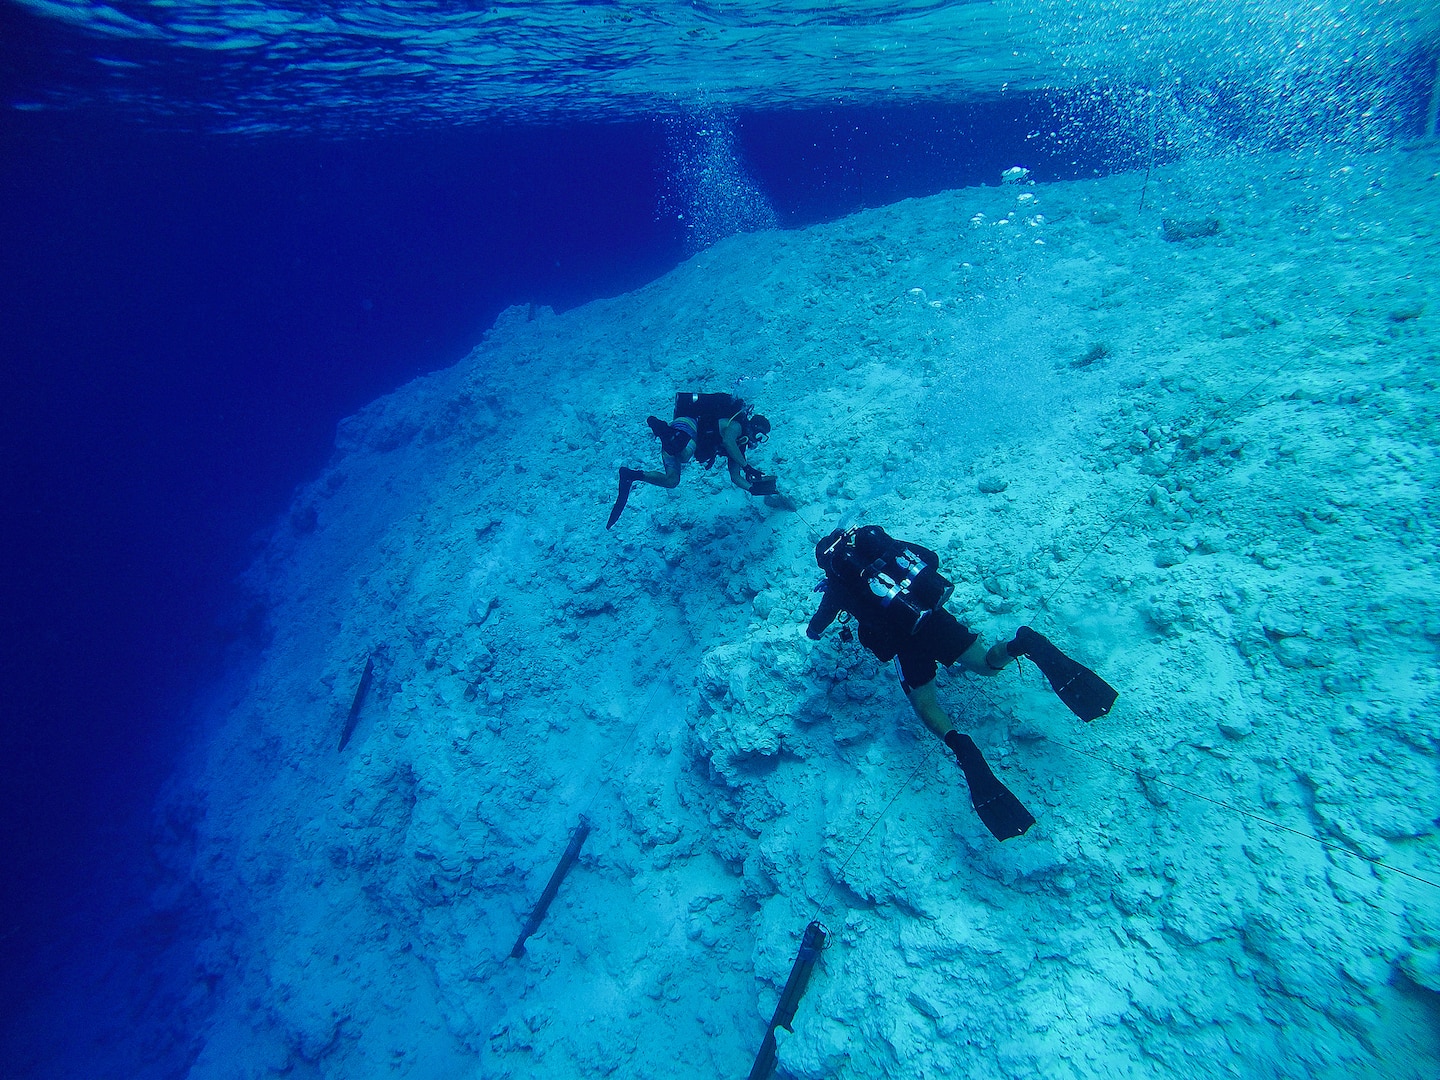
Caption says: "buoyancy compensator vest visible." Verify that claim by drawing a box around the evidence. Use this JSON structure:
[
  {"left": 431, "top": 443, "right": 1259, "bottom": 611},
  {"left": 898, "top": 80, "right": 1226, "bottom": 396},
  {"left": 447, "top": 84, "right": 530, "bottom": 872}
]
[{"left": 820, "top": 525, "right": 954, "bottom": 636}]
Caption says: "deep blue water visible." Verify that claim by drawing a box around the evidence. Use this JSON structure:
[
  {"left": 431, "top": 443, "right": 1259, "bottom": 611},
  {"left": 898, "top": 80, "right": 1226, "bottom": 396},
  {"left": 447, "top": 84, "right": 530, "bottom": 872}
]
[
  {"left": 0, "top": 114, "right": 672, "bottom": 949},
  {"left": 0, "top": 74, "right": 1097, "bottom": 1056}
]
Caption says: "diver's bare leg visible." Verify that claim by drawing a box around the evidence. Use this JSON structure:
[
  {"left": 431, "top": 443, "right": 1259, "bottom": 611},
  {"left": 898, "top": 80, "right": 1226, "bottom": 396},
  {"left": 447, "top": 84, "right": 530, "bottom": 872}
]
[{"left": 905, "top": 680, "right": 956, "bottom": 740}]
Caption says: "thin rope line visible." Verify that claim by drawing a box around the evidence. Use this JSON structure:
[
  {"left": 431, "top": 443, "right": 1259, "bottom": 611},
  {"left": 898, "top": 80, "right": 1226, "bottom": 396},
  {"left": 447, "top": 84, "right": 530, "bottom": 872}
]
[
  {"left": 791, "top": 503, "right": 823, "bottom": 539},
  {"left": 834, "top": 751, "right": 934, "bottom": 882},
  {"left": 1043, "top": 318, "right": 1332, "bottom": 608},
  {"left": 1050, "top": 736, "right": 1440, "bottom": 892},
  {"left": 807, "top": 742, "right": 938, "bottom": 928},
  {"left": 577, "top": 681, "right": 666, "bottom": 822}
]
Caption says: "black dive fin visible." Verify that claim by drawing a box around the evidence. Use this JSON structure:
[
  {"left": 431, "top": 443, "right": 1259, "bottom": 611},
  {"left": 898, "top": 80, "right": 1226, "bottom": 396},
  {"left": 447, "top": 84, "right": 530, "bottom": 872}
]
[
  {"left": 1012, "top": 626, "right": 1117, "bottom": 722},
  {"left": 607, "top": 468, "right": 640, "bottom": 530},
  {"left": 946, "top": 732, "right": 1035, "bottom": 841}
]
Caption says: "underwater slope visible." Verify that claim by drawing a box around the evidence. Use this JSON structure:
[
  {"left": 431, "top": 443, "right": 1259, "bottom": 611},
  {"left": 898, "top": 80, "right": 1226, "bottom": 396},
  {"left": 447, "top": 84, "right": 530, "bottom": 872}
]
[{"left": 170, "top": 145, "right": 1439, "bottom": 1079}]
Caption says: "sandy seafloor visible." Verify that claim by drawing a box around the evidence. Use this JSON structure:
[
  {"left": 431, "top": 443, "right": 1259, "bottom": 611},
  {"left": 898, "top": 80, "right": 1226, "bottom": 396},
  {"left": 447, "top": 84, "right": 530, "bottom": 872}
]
[{"left": 155, "top": 146, "right": 1439, "bottom": 1079}]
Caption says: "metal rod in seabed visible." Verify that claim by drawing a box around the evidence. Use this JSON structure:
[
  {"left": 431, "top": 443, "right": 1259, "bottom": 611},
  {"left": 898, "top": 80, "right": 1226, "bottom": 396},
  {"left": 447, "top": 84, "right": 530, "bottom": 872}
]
[
  {"left": 509, "top": 818, "right": 591, "bottom": 959},
  {"left": 337, "top": 655, "right": 375, "bottom": 752},
  {"left": 746, "top": 920, "right": 828, "bottom": 1080}
]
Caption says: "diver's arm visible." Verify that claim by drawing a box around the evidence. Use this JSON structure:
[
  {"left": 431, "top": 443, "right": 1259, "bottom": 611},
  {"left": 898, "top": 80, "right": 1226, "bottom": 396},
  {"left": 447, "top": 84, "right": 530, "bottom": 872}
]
[
  {"left": 719, "top": 421, "right": 751, "bottom": 488},
  {"left": 805, "top": 585, "right": 843, "bottom": 640}
]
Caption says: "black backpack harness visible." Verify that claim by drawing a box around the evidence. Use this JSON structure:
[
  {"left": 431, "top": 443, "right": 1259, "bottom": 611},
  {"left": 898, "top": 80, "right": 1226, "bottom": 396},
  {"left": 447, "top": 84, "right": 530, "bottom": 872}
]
[{"left": 821, "top": 526, "right": 954, "bottom": 636}]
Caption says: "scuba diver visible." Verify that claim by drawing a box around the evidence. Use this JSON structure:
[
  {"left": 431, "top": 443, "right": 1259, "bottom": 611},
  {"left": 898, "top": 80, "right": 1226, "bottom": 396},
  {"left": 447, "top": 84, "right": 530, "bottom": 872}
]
[
  {"left": 807, "top": 525, "right": 1117, "bottom": 841},
  {"left": 607, "top": 392, "right": 786, "bottom": 529}
]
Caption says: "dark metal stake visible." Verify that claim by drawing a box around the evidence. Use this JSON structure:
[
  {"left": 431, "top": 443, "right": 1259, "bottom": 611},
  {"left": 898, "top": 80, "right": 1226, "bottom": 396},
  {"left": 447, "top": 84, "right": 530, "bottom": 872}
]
[
  {"left": 337, "top": 655, "right": 375, "bottom": 751},
  {"left": 746, "top": 920, "right": 828, "bottom": 1080},
  {"left": 510, "top": 818, "right": 591, "bottom": 959}
]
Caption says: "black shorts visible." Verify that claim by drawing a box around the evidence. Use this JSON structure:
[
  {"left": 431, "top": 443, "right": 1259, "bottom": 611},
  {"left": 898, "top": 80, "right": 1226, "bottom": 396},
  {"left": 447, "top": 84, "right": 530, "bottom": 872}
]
[{"left": 894, "top": 610, "right": 978, "bottom": 691}]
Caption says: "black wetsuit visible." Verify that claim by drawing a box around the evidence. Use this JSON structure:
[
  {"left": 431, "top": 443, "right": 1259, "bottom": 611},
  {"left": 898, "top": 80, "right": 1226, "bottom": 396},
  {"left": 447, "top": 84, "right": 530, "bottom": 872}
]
[
  {"left": 806, "top": 540, "right": 977, "bottom": 690},
  {"left": 673, "top": 392, "right": 746, "bottom": 467}
]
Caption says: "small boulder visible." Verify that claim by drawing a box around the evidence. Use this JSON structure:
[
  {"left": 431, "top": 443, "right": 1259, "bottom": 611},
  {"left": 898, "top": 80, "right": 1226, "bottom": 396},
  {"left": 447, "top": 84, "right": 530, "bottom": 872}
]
[{"left": 977, "top": 473, "right": 1008, "bottom": 494}]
